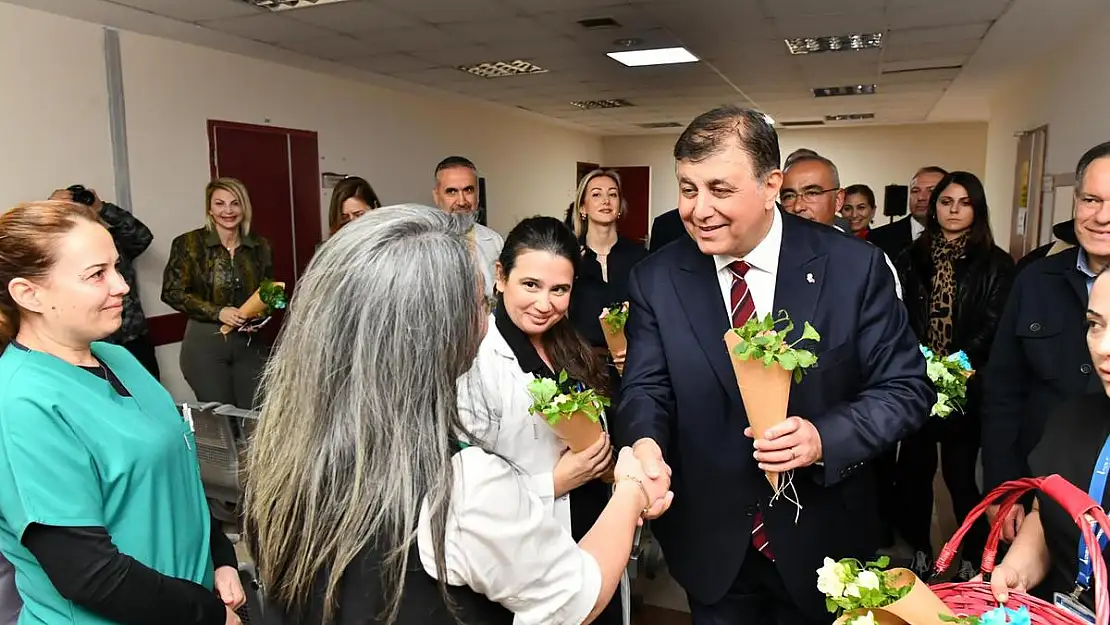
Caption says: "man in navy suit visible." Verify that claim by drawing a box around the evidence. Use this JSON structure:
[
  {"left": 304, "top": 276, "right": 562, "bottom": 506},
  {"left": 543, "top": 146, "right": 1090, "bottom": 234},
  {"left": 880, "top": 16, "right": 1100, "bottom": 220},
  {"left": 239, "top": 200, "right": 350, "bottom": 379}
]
[{"left": 615, "top": 106, "right": 931, "bottom": 625}]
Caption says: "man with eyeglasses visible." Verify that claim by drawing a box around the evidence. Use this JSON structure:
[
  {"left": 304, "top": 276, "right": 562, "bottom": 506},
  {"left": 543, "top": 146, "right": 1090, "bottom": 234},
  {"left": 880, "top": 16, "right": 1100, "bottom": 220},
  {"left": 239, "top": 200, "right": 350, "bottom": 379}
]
[
  {"left": 982, "top": 141, "right": 1110, "bottom": 541},
  {"left": 781, "top": 155, "right": 902, "bottom": 300}
]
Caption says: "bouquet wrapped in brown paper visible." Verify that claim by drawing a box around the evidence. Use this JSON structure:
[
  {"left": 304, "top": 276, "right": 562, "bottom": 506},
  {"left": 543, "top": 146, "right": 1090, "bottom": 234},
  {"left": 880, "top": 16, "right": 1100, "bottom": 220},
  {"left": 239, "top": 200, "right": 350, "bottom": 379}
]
[
  {"left": 220, "top": 280, "right": 288, "bottom": 335},
  {"left": 724, "top": 310, "right": 820, "bottom": 491},
  {"left": 527, "top": 369, "right": 613, "bottom": 480},
  {"left": 599, "top": 302, "right": 629, "bottom": 374},
  {"left": 820, "top": 556, "right": 953, "bottom": 625}
]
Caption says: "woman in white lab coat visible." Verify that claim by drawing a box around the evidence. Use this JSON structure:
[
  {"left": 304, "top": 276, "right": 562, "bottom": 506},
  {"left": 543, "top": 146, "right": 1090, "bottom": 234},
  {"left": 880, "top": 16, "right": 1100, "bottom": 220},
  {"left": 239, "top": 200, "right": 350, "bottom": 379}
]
[{"left": 459, "top": 216, "right": 622, "bottom": 625}]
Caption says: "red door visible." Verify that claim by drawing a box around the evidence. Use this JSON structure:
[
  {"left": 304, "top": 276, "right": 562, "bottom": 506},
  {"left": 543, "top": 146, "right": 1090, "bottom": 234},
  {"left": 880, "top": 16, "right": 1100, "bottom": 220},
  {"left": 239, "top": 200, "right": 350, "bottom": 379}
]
[
  {"left": 208, "top": 120, "right": 321, "bottom": 338},
  {"left": 608, "top": 166, "right": 651, "bottom": 246}
]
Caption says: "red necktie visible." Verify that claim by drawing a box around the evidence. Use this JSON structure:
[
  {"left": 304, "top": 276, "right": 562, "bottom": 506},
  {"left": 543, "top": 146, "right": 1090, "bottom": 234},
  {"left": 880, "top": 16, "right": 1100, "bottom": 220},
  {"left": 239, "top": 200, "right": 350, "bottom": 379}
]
[{"left": 728, "top": 261, "right": 774, "bottom": 561}]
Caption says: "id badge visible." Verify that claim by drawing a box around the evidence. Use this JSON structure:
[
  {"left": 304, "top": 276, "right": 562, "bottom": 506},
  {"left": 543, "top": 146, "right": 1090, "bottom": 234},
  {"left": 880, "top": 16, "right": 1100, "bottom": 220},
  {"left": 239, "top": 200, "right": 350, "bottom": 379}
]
[{"left": 1054, "top": 592, "right": 1096, "bottom": 625}]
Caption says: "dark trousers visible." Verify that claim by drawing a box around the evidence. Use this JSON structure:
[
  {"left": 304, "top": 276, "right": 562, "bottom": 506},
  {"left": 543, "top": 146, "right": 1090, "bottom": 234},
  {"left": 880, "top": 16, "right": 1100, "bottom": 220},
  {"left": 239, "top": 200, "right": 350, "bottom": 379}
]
[
  {"left": 893, "top": 412, "right": 986, "bottom": 563},
  {"left": 687, "top": 544, "right": 825, "bottom": 625},
  {"left": 180, "top": 320, "right": 268, "bottom": 409},
  {"left": 119, "top": 333, "right": 160, "bottom": 380}
]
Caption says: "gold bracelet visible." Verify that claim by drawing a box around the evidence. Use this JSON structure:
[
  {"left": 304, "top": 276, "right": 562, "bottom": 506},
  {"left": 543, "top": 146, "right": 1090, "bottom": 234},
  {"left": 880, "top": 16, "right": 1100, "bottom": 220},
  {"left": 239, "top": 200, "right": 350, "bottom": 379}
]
[{"left": 616, "top": 474, "right": 651, "bottom": 514}]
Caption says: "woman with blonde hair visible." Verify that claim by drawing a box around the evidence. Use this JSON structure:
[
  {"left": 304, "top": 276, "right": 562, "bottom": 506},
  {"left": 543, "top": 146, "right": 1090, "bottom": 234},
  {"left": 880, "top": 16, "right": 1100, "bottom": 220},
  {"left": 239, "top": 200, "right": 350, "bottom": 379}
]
[
  {"left": 0, "top": 201, "right": 243, "bottom": 624},
  {"left": 568, "top": 169, "right": 647, "bottom": 371},
  {"left": 327, "top": 176, "right": 381, "bottom": 234},
  {"left": 162, "top": 177, "right": 274, "bottom": 409},
  {"left": 245, "top": 206, "right": 669, "bottom": 625}
]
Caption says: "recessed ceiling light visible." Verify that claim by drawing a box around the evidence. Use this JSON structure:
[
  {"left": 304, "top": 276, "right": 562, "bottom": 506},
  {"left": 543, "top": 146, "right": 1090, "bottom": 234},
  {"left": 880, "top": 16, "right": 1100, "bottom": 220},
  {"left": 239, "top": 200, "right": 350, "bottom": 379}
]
[
  {"left": 606, "top": 47, "right": 699, "bottom": 67},
  {"left": 241, "top": 0, "right": 355, "bottom": 11},
  {"left": 457, "top": 60, "right": 549, "bottom": 78},
  {"left": 812, "top": 84, "right": 877, "bottom": 98},
  {"left": 578, "top": 17, "right": 621, "bottom": 30},
  {"left": 785, "top": 32, "right": 883, "bottom": 55},
  {"left": 825, "top": 113, "right": 875, "bottom": 121},
  {"left": 571, "top": 99, "right": 634, "bottom": 109}
]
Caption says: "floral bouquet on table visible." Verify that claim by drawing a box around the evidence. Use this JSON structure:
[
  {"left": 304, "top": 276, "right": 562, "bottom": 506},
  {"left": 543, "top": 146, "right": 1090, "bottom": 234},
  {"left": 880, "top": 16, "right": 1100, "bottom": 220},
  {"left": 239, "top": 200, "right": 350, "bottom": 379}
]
[
  {"left": 599, "top": 302, "right": 629, "bottom": 374},
  {"left": 920, "top": 346, "right": 974, "bottom": 418},
  {"left": 526, "top": 369, "right": 613, "bottom": 480},
  {"left": 220, "top": 279, "right": 288, "bottom": 335},
  {"left": 819, "top": 556, "right": 953, "bottom": 625},
  {"left": 724, "top": 310, "right": 819, "bottom": 517}
]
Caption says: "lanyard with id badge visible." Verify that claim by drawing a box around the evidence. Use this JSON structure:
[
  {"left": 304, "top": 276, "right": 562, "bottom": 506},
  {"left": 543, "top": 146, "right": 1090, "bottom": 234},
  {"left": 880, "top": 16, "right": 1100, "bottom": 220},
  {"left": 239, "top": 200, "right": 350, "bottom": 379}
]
[{"left": 1056, "top": 435, "right": 1110, "bottom": 624}]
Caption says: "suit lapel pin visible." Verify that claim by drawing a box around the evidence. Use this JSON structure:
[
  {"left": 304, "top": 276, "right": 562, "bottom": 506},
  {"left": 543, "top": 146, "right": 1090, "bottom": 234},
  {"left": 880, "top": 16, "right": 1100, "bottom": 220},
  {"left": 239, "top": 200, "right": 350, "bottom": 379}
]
[{"left": 806, "top": 272, "right": 815, "bottom": 284}]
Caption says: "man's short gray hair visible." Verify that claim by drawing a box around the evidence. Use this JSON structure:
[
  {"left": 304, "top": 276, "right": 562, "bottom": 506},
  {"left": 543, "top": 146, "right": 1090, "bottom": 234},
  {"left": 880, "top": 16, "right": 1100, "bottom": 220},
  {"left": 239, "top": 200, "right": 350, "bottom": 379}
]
[{"left": 784, "top": 154, "right": 840, "bottom": 188}]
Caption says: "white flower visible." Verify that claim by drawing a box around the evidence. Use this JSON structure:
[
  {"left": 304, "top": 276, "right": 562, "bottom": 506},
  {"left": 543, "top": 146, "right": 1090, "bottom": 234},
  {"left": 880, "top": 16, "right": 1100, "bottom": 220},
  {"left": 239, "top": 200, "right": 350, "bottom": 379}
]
[
  {"left": 845, "top": 582, "right": 861, "bottom": 597},
  {"left": 552, "top": 394, "right": 570, "bottom": 405},
  {"left": 816, "top": 558, "right": 846, "bottom": 598},
  {"left": 848, "top": 612, "right": 877, "bottom": 625},
  {"left": 856, "top": 570, "right": 881, "bottom": 591}
]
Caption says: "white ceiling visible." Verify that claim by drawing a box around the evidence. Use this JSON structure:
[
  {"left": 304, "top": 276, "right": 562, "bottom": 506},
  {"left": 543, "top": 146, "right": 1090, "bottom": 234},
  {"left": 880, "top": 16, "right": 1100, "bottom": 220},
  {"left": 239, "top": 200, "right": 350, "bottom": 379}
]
[{"left": 8, "top": 0, "right": 1107, "bottom": 135}]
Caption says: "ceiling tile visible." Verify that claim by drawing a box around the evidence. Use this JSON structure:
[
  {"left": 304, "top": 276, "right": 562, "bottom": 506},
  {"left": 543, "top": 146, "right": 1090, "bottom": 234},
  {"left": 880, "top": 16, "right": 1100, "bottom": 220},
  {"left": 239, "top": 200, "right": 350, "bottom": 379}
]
[
  {"left": 410, "top": 44, "right": 492, "bottom": 66},
  {"left": 880, "top": 67, "right": 961, "bottom": 84},
  {"left": 771, "top": 11, "right": 888, "bottom": 39},
  {"left": 378, "top": 0, "right": 509, "bottom": 24},
  {"left": 352, "top": 25, "right": 451, "bottom": 51},
  {"left": 530, "top": 4, "right": 661, "bottom": 38},
  {"left": 106, "top": 0, "right": 264, "bottom": 22},
  {"left": 887, "top": 0, "right": 1011, "bottom": 29},
  {"left": 346, "top": 52, "right": 439, "bottom": 74},
  {"left": 284, "top": 1, "right": 421, "bottom": 34},
  {"left": 502, "top": 0, "right": 634, "bottom": 13},
  {"left": 199, "top": 13, "right": 340, "bottom": 43},
  {"left": 452, "top": 17, "right": 555, "bottom": 45},
  {"left": 278, "top": 34, "right": 384, "bottom": 60},
  {"left": 888, "top": 22, "right": 991, "bottom": 47},
  {"left": 880, "top": 56, "right": 967, "bottom": 73},
  {"left": 883, "top": 39, "right": 982, "bottom": 63},
  {"left": 756, "top": 0, "right": 884, "bottom": 19}
]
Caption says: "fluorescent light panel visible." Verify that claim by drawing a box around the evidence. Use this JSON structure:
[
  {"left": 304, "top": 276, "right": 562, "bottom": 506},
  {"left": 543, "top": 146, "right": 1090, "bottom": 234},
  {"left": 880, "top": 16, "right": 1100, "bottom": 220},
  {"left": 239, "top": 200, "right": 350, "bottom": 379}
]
[
  {"left": 607, "top": 47, "right": 699, "bottom": 67},
  {"left": 571, "top": 99, "right": 634, "bottom": 110},
  {"left": 243, "top": 0, "right": 355, "bottom": 11},
  {"left": 458, "top": 60, "right": 549, "bottom": 78},
  {"left": 812, "top": 84, "right": 877, "bottom": 98},
  {"left": 785, "top": 32, "right": 883, "bottom": 55},
  {"left": 825, "top": 113, "right": 875, "bottom": 121}
]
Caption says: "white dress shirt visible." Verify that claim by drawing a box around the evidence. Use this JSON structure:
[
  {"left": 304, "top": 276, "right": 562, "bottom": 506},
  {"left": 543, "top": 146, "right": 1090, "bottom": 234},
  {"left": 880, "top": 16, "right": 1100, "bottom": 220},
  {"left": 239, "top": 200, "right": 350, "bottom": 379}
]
[
  {"left": 910, "top": 216, "right": 925, "bottom": 242},
  {"left": 474, "top": 224, "right": 505, "bottom": 300},
  {"left": 456, "top": 316, "right": 574, "bottom": 530},
  {"left": 713, "top": 206, "right": 783, "bottom": 320},
  {"left": 417, "top": 447, "right": 602, "bottom": 625}
]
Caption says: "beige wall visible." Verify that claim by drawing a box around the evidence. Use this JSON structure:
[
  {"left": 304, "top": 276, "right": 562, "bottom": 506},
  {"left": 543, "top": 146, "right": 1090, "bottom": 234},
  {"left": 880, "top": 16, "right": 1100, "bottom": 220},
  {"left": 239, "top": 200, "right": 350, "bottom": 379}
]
[
  {"left": 0, "top": 3, "right": 602, "bottom": 400},
  {"left": 602, "top": 123, "right": 988, "bottom": 229},
  {"left": 983, "top": 11, "right": 1110, "bottom": 244}
]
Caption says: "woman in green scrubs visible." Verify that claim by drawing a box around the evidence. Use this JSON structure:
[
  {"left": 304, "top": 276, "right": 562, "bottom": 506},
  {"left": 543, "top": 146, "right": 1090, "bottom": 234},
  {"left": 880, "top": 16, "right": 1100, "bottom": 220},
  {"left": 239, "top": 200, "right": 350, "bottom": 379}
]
[{"left": 0, "top": 201, "right": 243, "bottom": 625}]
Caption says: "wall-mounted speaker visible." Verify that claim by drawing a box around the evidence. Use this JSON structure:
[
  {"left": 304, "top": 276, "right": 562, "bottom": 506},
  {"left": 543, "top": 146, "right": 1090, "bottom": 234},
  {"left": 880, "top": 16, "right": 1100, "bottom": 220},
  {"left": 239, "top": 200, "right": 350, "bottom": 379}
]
[{"left": 883, "top": 184, "right": 908, "bottom": 217}]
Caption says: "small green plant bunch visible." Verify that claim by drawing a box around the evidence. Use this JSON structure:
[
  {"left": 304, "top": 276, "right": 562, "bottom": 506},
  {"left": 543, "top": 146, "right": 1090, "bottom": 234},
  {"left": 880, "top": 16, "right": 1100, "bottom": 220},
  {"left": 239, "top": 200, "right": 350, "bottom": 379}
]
[
  {"left": 259, "top": 280, "right": 288, "bottom": 314},
  {"left": 601, "top": 301, "right": 629, "bottom": 334},
  {"left": 818, "top": 556, "right": 910, "bottom": 615},
  {"left": 728, "top": 310, "right": 821, "bottom": 382},
  {"left": 920, "top": 346, "right": 974, "bottom": 418},
  {"left": 526, "top": 369, "right": 610, "bottom": 425}
]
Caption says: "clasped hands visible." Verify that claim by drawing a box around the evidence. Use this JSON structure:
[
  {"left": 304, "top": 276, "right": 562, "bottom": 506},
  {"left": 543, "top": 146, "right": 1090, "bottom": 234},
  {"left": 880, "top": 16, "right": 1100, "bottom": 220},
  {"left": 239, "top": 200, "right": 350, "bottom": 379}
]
[{"left": 747, "top": 416, "right": 824, "bottom": 472}]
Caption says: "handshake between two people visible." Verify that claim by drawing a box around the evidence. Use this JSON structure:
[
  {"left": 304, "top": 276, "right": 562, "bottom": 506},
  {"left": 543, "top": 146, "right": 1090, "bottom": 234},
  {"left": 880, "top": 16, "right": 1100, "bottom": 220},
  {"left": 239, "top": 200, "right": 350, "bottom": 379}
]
[{"left": 625, "top": 415, "right": 825, "bottom": 521}]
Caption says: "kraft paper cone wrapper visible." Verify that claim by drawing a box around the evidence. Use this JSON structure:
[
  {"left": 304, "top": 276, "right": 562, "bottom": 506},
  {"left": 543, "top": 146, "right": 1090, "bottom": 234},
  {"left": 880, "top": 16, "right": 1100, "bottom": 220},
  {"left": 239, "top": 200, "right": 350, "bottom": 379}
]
[
  {"left": 599, "top": 314, "right": 628, "bottom": 375},
  {"left": 548, "top": 411, "right": 613, "bottom": 482},
  {"left": 724, "top": 330, "right": 791, "bottom": 490},
  {"left": 836, "top": 609, "right": 905, "bottom": 625},
  {"left": 220, "top": 281, "right": 285, "bottom": 335},
  {"left": 875, "top": 568, "right": 953, "bottom": 625}
]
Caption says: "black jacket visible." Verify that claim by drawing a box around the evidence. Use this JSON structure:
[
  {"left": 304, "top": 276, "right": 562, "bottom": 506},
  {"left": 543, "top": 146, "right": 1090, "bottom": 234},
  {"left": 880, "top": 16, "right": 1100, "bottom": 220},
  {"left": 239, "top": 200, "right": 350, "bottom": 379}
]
[
  {"left": 869, "top": 216, "right": 915, "bottom": 261},
  {"left": 981, "top": 246, "right": 1103, "bottom": 490},
  {"left": 896, "top": 243, "right": 1015, "bottom": 369},
  {"left": 1015, "top": 219, "right": 1077, "bottom": 275},
  {"left": 648, "top": 209, "right": 684, "bottom": 253}
]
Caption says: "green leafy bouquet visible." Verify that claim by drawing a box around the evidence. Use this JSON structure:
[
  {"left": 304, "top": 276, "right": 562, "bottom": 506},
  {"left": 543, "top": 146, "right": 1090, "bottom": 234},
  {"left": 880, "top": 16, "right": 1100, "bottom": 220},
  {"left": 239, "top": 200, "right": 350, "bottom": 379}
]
[
  {"left": 526, "top": 369, "right": 610, "bottom": 427},
  {"left": 727, "top": 310, "right": 821, "bottom": 382},
  {"left": 600, "top": 302, "right": 629, "bottom": 335},
  {"left": 920, "top": 346, "right": 974, "bottom": 418},
  {"left": 221, "top": 279, "right": 287, "bottom": 335},
  {"left": 818, "top": 556, "right": 911, "bottom": 615}
]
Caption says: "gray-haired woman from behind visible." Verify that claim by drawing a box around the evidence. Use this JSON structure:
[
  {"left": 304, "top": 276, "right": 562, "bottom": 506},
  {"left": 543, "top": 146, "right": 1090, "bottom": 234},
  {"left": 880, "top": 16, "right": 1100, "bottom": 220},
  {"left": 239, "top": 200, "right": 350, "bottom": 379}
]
[{"left": 244, "top": 205, "right": 671, "bottom": 625}]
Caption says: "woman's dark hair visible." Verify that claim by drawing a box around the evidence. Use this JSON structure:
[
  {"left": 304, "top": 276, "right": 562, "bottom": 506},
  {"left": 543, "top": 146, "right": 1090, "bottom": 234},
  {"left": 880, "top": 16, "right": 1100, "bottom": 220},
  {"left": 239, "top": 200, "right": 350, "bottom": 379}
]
[
  {"left": 910, "top": 171, "right": 995, "bottom": 262},
  {"left": 328, "top": 176, "right": 381, "bottom": 234},
  {"left": 843, "top": 184, "right": 876, "bottom": 208},
  {"left": 498, "top": 216, "right": 610, "bottom": 394}
]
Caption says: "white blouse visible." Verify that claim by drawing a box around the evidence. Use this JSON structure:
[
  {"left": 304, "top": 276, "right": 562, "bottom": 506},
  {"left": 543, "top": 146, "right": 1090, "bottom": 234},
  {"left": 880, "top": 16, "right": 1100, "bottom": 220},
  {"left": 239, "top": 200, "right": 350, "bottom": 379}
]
[
  {"left": 417, "top": 447, "right": 602, "bottom": 625},
  {"left": 456, "top": 316, "right": 574, "bottom": 529}
]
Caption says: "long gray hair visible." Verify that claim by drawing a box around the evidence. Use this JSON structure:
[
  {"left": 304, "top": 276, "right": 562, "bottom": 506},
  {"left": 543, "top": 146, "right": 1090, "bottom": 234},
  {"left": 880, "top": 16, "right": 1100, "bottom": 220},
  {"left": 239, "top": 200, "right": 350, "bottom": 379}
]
[{"left": 244, "top": 205, "right": 485, "bottom": 624}]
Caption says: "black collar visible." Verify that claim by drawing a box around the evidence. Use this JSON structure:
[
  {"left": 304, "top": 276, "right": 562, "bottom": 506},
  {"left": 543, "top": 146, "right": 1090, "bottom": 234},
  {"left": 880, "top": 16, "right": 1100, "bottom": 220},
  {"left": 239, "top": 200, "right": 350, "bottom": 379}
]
[{"left": 495, "top": 304, "right": 554, "bottom": 378}]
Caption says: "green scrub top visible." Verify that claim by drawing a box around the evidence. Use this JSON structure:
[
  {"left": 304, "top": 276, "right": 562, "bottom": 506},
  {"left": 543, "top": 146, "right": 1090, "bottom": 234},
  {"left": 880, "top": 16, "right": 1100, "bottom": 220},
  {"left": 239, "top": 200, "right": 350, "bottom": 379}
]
[{"left": 0, "top": 342, "right": 214, "bottom": 624}]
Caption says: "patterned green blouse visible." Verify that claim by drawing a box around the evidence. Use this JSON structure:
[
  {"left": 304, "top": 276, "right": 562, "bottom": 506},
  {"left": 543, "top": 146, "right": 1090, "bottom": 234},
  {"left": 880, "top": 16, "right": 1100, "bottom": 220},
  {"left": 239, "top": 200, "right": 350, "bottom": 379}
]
[{"left": 161, "top": 227, "right": 274, "bottom": 323}]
